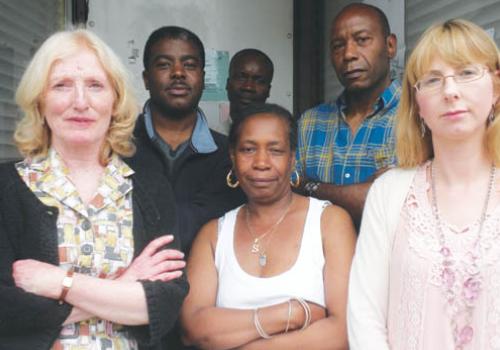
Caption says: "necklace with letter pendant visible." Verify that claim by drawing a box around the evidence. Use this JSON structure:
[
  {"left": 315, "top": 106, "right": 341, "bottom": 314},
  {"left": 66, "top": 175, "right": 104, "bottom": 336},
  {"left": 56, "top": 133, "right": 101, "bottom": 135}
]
[
  {"left": 245, "top": 197, "right": 294, "bottom": 267},
  {"left": 250, "top": 237, "right": 268, "bottom": 266}
]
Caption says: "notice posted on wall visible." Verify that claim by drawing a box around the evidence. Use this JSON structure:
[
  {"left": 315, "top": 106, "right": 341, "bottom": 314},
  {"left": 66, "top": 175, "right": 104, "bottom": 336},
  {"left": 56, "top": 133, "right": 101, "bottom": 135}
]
[{"left": 201, "top": 49, "right": 229, "bottom": 101}]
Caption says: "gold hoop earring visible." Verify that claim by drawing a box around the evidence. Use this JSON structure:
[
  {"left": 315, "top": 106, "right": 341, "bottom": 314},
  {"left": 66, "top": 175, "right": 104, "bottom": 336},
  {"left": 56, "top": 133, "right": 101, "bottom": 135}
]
[
  {"left": 226, "top": 169, "right": 239, "bottom": 188},
  {"left": 290, "top": 169, "right": 300, "bottom": 188}
]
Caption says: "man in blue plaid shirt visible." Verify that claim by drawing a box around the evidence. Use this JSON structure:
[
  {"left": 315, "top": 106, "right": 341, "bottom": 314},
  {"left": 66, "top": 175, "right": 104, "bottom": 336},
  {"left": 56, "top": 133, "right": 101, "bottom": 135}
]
[{"left": 296, "top": 3, "right": 400, "bottom": 227}]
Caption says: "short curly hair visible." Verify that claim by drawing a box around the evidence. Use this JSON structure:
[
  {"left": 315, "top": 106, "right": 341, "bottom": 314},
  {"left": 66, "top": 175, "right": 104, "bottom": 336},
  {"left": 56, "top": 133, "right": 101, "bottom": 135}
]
[
  {"left": 143, "top": 26, "right": 205, "bottom": 70},
  {"left": 228, "top": 103, "right": 297, "bottom": 151}
]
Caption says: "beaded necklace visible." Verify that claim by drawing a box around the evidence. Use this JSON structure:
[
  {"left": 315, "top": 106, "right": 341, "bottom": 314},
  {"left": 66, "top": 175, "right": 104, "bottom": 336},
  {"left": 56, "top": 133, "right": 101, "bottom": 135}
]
[{"left": 430, "top": 161, "right": 496, "bottom": 348}]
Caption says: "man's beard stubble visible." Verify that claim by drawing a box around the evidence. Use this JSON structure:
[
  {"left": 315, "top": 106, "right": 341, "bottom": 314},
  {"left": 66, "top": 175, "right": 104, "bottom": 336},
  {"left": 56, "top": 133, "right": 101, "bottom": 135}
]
[{"left": 150, "top": 95, "right": 201, "bottom": 121}]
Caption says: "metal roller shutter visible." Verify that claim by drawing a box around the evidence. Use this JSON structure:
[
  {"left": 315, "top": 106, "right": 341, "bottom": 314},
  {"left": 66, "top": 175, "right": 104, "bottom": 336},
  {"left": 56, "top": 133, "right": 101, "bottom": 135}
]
[
  {"left": 406, "top": 0, "right": 500, "bottom": 53},
  {"left": 0, "top": 0, "right": 63, "bottom": 161}
]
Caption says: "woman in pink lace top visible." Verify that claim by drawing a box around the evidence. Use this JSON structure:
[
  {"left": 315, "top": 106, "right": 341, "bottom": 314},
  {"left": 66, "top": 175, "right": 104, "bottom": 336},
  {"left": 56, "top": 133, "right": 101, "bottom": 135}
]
[{"left": 348, "top": 19, "right": 500, "bottom": 349}]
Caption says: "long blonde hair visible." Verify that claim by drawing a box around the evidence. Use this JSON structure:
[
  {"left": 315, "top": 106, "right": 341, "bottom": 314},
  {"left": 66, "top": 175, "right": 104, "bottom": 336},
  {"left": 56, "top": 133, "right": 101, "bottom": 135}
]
[
  {"left": 14, "top": 29, "right": 138, "bottom": 164},
  {"left": 396, "top": 19, "right": 500, "bottom": 168}
]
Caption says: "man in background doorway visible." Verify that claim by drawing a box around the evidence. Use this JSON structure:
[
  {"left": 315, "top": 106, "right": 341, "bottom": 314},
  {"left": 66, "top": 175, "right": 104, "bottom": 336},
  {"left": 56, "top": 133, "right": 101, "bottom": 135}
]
[{"left": 216, "top": 49, "right": 273, "bottom": 135}]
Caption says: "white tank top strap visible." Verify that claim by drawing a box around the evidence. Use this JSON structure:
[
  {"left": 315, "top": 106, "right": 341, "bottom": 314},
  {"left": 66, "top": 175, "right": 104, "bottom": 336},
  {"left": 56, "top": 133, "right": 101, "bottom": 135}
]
[
  {"left": 300, "top": 198, "right": 330, "bottom": 268},
  {"left": 215, "top": 204, "right": 242, "bottom": 271}
]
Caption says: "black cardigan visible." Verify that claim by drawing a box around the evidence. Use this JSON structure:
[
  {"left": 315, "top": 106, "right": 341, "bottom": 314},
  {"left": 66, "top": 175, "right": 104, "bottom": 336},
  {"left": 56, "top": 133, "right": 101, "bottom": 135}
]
[
  {"left": 126, "top": 114, "right": 245, "bottom": 255},
  {"left": 0, "top": 161, "right": 189, "bottom": 350}
]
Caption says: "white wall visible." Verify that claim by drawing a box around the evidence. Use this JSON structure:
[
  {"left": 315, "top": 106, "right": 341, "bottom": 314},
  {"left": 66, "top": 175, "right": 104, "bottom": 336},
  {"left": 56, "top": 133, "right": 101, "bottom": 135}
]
[{"left": 87, "top": 0, "right": 293, "bottom": 133}]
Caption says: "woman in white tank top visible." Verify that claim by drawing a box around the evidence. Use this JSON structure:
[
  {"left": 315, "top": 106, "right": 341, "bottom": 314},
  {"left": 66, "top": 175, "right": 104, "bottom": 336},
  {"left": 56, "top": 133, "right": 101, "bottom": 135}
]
[{"left": 181, "top": 103, "right": 356, "bottom": 349}]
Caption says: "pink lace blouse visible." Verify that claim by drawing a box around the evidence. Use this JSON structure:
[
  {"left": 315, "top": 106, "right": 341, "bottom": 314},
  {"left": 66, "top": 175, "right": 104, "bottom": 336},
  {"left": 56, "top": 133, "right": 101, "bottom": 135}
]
[{"left": 387, "top": 163, "right": 500, "bottom": 349}]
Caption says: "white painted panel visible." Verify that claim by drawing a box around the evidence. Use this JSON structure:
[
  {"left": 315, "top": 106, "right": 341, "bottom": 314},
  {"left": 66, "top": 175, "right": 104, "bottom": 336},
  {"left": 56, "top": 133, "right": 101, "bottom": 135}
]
[{"left": 88, "top": 0, "right": 293, "bottom": 133}]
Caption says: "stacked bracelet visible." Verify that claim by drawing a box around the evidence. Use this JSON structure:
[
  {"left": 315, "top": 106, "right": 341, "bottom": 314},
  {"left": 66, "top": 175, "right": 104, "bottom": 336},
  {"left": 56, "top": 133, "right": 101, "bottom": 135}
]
[
  {"left": 254, "top": 308, "right": 272, "bottom": 339},
  {"left": 284, "top": 299, "right": 292, "bottom": 333},
  {"left": 254, "top": 298, "right": 311, "bottom": 338},
  {"left": 291, "top": 297, "right": 312, "bottom": 330}
]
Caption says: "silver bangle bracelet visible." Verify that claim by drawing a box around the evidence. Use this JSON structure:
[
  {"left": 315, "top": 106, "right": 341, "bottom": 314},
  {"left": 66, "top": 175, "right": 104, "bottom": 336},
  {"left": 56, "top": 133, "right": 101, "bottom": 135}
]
[
  {"left": 291, "top": 297, "right": 312, "bottom": 330},
  {"left": 285, "top": 299, "right": 292, "bottom": 333},
  {"left": 254, "top": 308, "right": 272, "bottom": 339}
]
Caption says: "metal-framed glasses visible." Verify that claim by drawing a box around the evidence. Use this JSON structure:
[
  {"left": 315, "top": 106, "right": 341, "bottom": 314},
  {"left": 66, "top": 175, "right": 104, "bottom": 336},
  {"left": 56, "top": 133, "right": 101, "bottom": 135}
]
[{"left": 414, "top": 64, "right": 488, "bottom": 93}]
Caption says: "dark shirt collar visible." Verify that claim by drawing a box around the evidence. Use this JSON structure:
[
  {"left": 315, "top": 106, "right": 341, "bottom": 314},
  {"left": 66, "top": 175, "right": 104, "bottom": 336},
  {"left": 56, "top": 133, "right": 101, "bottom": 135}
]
[{"left": 143, "top": 100, "right": 218, "bottom": 154}]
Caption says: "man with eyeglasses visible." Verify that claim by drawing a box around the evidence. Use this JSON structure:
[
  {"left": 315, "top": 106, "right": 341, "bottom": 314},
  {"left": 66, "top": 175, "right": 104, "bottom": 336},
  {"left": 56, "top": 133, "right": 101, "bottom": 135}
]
[{"left": 296, "top": 3, "right": 401, "bottom": 228}]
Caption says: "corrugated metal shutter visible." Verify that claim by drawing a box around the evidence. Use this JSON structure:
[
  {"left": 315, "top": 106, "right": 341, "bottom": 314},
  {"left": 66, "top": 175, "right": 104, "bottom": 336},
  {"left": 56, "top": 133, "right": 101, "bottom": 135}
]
[
  {"left": 406, "top": 0, "right": 500, "bottom": 53},
  {"left": 0, "top": 0, "right": 63, "bottom": 161}
]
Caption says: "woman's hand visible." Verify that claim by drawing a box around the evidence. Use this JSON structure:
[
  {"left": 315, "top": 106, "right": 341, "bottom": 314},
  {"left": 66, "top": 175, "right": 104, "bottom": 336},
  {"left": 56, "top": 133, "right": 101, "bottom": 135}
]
[
  {"left": 118, "top": 234, "right": 185, "bottom": 282},
  {"left": 11, "top": 235, "right": 184, "bottom": 302},
  {"left": 12, "top": 259, "right": 65, "bottom": 299}
]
